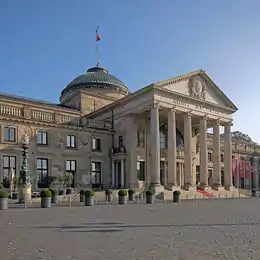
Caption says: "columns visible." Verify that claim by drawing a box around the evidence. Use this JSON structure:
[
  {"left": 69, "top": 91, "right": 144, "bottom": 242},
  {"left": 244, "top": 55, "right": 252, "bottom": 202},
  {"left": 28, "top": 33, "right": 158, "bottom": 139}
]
[
  {"left": 121, "top": 159, "right": 125, "bottom": 188},
  {"left": 199, "top": 116, "right": 209, "bottom": 190},
  {"left": 111, "top": 160, "right": 115, "bottom": 187},
  {"left": 224, "top": 122, "right": 233, "bottom": 189},
  {"left": 212, "top": 120, "right": 222, "bottom": 189},
  {"left": 150, "top": 106, "right": 161, "bottom": 187},
  {"left": 184, "top": 113, "right": 193, "bottom": 189},
  {"left": 167, "top": 109, "right": 177, "bottom": 187}
]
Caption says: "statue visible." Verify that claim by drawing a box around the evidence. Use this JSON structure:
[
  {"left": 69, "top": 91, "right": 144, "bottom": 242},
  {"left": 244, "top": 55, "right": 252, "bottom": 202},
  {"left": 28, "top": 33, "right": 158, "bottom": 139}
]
[
  {"left": 23, "top": 134, "right": 30, "bottom": 146},
  {"left": 189, "top": 77, "right": 206, "bottom": 100}
]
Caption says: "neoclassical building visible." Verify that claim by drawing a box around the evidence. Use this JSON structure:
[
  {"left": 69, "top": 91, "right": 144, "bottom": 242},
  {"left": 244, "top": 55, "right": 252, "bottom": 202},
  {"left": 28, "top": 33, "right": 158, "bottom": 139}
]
[{"left": 0, "top": 66, "right": 259, "bottom": 191}]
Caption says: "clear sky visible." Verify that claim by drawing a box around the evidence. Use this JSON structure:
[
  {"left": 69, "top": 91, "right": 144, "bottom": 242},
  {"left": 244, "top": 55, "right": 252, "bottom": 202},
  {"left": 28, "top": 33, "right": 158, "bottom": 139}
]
[{"left": 1, "top": 1, "right": 260, "bottom": 141}]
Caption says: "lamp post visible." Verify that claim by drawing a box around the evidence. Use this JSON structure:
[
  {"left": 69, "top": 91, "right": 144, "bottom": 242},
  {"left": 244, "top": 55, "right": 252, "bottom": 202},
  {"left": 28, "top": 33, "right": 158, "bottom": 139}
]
[{"left": 18, "top": 134, "right": 32, "bottom": 203}]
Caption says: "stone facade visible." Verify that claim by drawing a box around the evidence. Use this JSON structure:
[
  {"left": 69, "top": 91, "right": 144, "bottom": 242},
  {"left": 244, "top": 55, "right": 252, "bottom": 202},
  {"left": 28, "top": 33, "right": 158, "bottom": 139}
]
[{"left": 0, "top": 68, "right": 259, "bottom": 191}]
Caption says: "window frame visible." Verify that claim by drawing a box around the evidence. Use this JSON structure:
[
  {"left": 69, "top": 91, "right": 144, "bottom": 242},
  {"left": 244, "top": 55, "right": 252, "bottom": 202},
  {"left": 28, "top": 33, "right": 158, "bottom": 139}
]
[
  {"left": 91, "top": 161, "right": 101, "bottom": 184},
  {"left": 66, "top": 134, "right": 77, "bottom": 149},
  {"left": 37, "top": 130, "right": 48, "bottom": 145},
  {"left": 3, "top": 126, "right": 16, "bottom": 142},
  {"left": 92, "top": 138, "right": 101, "bottom": 151},
  {"left": 3, "top": 155, "right": 16, "bottom": 179},
  {"left": 66, "top": 160, "right": 76, "bottom": 173}
]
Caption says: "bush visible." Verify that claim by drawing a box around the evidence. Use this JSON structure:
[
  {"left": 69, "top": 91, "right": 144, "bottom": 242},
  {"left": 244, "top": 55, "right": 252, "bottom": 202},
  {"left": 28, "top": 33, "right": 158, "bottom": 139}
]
[
  {"left": 40, "top": 189, "right": 52, "bottom": 198},
  {"left": 105, "top": 189, "right": 112, "bottom": 195},
  {"left": 0, "top": 189, "right": 8, "bottom": 198},
  {"left": 148, "top": 184, "right": 156, "bottom": 194},
  {"left": 80, "top": 189, "right": 85, "bottom": 195},
  {"left": 118, "top": 190, "right": 127, "bottom": 196},
  {"left": 85, "top": 189, "right": 94, "bottom": 196},
  {"left": 0, "top": 184, "right": 3, "bottom": 189},
  {"left": 128, "top": 188, "right": 135, "bottom": 194},
  {"left": 49, "top": 188, "right": 58, "bottom": 195},
  {"left": 146, "top": 189, "right": 154, "bottom": 196},
  {"left": 173, "top": 190, "right": 181, "bottom": 195}
]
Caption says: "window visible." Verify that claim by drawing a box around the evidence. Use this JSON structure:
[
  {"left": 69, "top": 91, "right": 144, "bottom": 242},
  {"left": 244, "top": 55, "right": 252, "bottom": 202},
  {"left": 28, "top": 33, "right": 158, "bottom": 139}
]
[
  {"left": 4, "top": 126, "right": 16, "bottom": 142},
  {"left": 66, "top": 160, "right": 76, "bottom": 173},
  {"left": 208, "top": 152, "right": 212, "bottom": 162},
  {"left": 118, "top": 136, "right": 123, "bottom": 146},
  {"left": 91, "top": 161, "right": 101, "bottom": 184},
  {"left": 66, "top": 135, "right": 76, "bottom": 148},
  {"left": 92, "top": 138, "right": 101, "bottom": 151},
  {"left": 137, "top": 130, "right": 145, "bottom": 147},
  {"left": 37, "top": 158, "right": 48, "bottom": 182},
  {"left": 37, "top": 131, "right": 48, "bottom": 145},
  {"left": 137, "top": 161, "right": 145, "bottom": 181},
  {"left": 3, "top": 156, "right": 16, "bottom": 179},
  {"left": 160, "top": 132, "right": 166, "bottom": 149},
  {"left": 221, "top": 154, "right": 224, "bottom": 162}
]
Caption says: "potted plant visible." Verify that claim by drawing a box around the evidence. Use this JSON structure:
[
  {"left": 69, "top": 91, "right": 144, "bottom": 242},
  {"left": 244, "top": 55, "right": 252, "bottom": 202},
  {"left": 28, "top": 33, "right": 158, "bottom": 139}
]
[
  {"left": 64, "top": 172, "right": 74, "bottom": 194},
  {"left": 146, "top": 189, "right": 154, "bottom": 204},
  {"left": 118, "top": 189, "right": 127, "bottom": 205},
  {"left": 79, "top": 189, "right": 85, "bottom": 202},
  {"left": 49, "top": 188, "right": 59, "bottom": 203},
  {"left": 173, "top": 190, "right": 181, "bottom": 203},
  {"left": 128, "top": 188, "right": 135, "bottom": 201},
  {"left": 0, "top": 184, "right": 3, "bottom": 189},
  {"left": 57, "top": 175, "right": 66, "bottom": 195},
  {"left": 105, "top": 189, "right": 112, "bottom": 202},
  {"left": 84, "top": 189, "right": 94, "bottom": 206},
  {"left": 0, "top": 189, "right": 9, "bottom": 210},
  {"left": 40, "top": 189, "right": 52, "bottom": 208}
]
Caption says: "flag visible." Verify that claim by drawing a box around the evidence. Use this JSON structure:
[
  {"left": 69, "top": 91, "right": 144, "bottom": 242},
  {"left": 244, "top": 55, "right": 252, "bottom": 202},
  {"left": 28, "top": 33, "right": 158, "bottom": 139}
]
[
  {"left": 232, "top": 158, "right": 237, "bottom": 177},
  {"left": 96, "top": 26, "right": 101, "bottom": 42},
  {"left": 239, "top": 160, "right": 245, "bottom": 178},
  {"left": 245, "top": 161, "right": 251, "bottom": 179},
  {"left": 252, "top": 162, "right": 257, "bottom": 179}
]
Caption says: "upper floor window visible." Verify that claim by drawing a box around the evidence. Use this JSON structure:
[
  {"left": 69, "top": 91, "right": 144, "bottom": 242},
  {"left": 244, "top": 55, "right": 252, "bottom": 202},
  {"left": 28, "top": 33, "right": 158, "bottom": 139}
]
[
  {"left": 208, "top": 152, "right": 212, "bottom": 162},
  {"left": 221, "top": 154, "right": 224, "bottom": 162},
  {"left": 37, "top": 131, "right": 48, "bottom": 145},
  {"left": 118, "top": 136, "right": 123, "bottom": 147},
  {"left": 66, "top": 135, "right": 76, "bottom": 148},
  {"left": 66, "top": 160, "right": 76, "bottom": 173},
  {"left": 4, "top": 126, "right": 16, "bottom": 142},
  {"left": 92, "top": 138, "right": 101, "bottom": 151}
]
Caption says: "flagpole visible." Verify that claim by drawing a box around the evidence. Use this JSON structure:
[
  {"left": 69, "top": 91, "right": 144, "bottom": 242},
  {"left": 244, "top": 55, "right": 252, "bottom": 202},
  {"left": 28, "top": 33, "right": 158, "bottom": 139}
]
[{"left": 95, "top": 26, "right": 100, "bottom": 67}]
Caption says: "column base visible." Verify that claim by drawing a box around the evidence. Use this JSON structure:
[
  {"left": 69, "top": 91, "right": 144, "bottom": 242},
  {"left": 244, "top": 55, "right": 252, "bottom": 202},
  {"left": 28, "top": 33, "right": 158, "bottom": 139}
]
[
  {"left": 150, "top": 183, "right": 164, "bottom": 193},
  {"left": 211, "top": 184, "right": 224, "bottom": 191},
  {"left": 184, "top": 183, "right": 196, "bottom": 191},
  {"left": 18, "top": 183, "right": 32, "bottom": 203},
  {"left": 224, "top": 185, "right": 235, "bottom": 191},
  {"left": 198, "top": 183, "right": 211, "bottom": 191}
]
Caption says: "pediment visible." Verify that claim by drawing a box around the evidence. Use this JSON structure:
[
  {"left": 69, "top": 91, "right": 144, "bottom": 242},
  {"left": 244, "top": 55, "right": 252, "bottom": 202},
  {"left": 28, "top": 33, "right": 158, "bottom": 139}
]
[{"left": 155, "top": 70, "right": 238, "bottom": 112}]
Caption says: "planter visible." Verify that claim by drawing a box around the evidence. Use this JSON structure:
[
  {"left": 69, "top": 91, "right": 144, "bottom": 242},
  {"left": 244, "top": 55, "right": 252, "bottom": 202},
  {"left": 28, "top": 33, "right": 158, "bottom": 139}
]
[
  {"left": 106, "top": 193, "right": 112, "bottom": 202},
  {"left": 128, "top": 193, "right": 134, "bottom": 201},
  {"left": 41, "top": 197, "right": 51, "bottom": 208},
  {"left": 118, "top": 195, "right": 127, "bottom": 205},
  {"left": 80, "top": 194, "right": 85, "bottom": 202},
  {"left": 146, "top": 194, "right": 154, "bottom": 204},
  {"left": 66, "top": 188, "right": 72, "bottom": 195},
  {"left": 12, "top": 193, "right": 18, "bottom": 200},
  {"left": 85, "top": 195, "right": 94, "bottom": 206},
  {"left": 173, "top": 193, "right": 180, "bottom": 203},
  {"left": 51, "top": 194, "right": 59, "bottom": 203},
  {"left": 0, "top": 198, "right": 8, "bottom": 210}
]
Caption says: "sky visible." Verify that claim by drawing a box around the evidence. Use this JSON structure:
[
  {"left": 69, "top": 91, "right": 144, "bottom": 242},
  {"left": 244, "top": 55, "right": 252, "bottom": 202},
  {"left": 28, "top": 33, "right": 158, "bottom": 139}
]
[{"left": 1, "top": 0, "right": 260, "bottom": 142}]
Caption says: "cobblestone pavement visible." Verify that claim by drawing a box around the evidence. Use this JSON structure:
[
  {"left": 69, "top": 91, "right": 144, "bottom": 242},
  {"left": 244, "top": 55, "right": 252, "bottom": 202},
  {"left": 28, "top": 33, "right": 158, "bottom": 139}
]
[{"left": 1, "top": 199, "right": 260, "bottom": 260}]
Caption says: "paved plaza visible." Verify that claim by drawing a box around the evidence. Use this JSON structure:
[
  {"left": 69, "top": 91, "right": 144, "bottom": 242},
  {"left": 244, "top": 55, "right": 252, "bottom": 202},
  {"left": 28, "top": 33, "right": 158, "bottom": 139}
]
[{"left": 1, "top": 199, "right": 260, "bottom": 260}]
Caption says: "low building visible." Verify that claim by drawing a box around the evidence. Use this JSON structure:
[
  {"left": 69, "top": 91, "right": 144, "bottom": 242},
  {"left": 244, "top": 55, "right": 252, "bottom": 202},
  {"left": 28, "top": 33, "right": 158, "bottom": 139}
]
[{"left": 0, "top": 66, "right": 259, "bottom": 190}]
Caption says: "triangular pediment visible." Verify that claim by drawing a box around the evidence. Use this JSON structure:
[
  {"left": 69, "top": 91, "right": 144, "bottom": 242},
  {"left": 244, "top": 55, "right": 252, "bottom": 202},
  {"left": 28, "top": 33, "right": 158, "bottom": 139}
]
[{"left": 154, "top": 70, "right": 238, "bottom": 112}]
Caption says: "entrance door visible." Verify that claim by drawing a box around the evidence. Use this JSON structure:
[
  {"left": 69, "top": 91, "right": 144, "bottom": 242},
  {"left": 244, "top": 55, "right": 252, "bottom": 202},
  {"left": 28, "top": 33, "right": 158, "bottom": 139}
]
[{"left": 116, "top": 161, "right": 122, "bottom": 188}]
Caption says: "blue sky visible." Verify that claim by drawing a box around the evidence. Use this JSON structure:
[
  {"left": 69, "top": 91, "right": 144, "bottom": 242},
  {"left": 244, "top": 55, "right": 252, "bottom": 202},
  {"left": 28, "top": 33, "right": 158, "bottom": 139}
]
[{"left": 1, "top": 0, "right": 260, "bottom": 141}]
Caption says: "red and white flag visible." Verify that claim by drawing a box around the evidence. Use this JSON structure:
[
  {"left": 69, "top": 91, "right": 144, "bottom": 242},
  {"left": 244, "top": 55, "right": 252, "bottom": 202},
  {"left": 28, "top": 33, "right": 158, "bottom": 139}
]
[
  {"left": 232, "top": 158, "right": 237, "bottom": 177},
  {"left": 239, "top": 160, "right": 245, "bottom": 178},
  {"left": 96, "top": 26, "right": 101, "bottom": 42},
  {"left": 245, "top": 161, "right": 251, "bottom": 179}
]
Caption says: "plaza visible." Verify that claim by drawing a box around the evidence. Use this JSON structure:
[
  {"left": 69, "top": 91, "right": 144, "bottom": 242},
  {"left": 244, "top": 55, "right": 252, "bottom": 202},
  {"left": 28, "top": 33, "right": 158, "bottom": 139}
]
[{"left": 2, "top": 199, "right": 260, "bottom": 259}]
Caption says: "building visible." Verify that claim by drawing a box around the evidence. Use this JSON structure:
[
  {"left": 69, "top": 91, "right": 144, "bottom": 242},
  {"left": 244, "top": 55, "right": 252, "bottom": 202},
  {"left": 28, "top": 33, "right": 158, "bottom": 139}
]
[{"left": 0, "top": 65, "right": 259, "bottom": 191}]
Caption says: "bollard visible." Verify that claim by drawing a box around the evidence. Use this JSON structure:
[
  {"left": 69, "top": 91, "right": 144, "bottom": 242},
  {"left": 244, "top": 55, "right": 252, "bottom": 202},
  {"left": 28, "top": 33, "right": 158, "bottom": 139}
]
[
  {"left": 218, "top": 194, "right": 220, "bottom": 199},
  {"left": 24, "top": 199, "right": 27, "bottom": 209},
  {"left": 239, "top": 191, "right": 240, "bottom": 199},
  {"left": 68, "top": 195, "right": 72, "bottom": 207},
  {"left": 194, "top": 195, "right": 197, "bottom": 204},
  {"left": 186, "top": 194, "right": 188, "bottom": 203},
  {"left": 225, "top": 194, "right": 227, "bottom": 200}
]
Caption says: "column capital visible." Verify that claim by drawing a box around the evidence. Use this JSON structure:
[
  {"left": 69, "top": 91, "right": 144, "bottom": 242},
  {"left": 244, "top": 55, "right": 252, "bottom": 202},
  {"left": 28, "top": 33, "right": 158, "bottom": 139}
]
[
  {"left": 225, "top": 121, "right": 233, "bottom": 127},
  {"left": 169, "top": 106, "right": 176, "bottom": 113},
  {"left": 152, "top": 102, "right": 160, "bottom": 109},
  {"left": 201, "top": 115, "right": 209, "bottom": 121}
]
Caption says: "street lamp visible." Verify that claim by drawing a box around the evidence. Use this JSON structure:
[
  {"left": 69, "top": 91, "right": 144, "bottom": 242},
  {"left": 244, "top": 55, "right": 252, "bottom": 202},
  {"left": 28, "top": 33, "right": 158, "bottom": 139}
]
[{"left": 18, "top": 134, "right": 32, "bottom": 203}]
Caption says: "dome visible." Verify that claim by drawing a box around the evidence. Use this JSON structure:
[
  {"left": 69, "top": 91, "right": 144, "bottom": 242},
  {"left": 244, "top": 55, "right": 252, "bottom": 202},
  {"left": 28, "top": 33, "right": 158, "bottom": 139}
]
[{"left": 61, "top": 66, "right": 128, "bottom": 95}]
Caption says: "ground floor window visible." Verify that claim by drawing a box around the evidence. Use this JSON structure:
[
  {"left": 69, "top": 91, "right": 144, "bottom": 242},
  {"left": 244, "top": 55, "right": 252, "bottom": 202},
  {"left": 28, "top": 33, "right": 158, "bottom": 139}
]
[
  {"left": 66, "top": 160, "right": 76, "bottom": 188},
  {"left": 3, "top": 156, "right": 16, "bottom": 188},
  {"left": 37, "top": 158, "right": 48, "bottom": 182},
  {"left": 91, "top": 161, "right": 101, "bottom": 185}
]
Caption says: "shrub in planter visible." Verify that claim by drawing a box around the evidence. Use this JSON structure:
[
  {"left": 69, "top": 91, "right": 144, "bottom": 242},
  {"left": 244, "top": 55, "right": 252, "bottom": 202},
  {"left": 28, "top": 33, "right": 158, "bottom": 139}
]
[
  {"left": 128, "top": 188, "right": 135, "bottom": 201},
  {"left": 0, "top": 189, "right": 9, "bottom": 210},
  {"left": 79, "top": 189, "right": 85, "bottom": 202},
  {"left": 173, "top": 190, "right": 181, "bottom": 203},
  {"left": 146, "top": 189, "right": 154, "bottom": 204},
  {"left": 49, "top": 189, "right": 59, "bottom": 203},
  {"left": 105, "top": 189, "right": 112, "bottom": 202},
  {"left": 118, "top": 189, "right": 127, "bottom": 205},
  {"left": 0, "top": 184, "right": 3, "bottom": 189},
  {"left": 40, "top": 189, "right": 52, "bottom": 208},
  {"left": 84, "top": 189, "right": 94, "bottom": 206}
]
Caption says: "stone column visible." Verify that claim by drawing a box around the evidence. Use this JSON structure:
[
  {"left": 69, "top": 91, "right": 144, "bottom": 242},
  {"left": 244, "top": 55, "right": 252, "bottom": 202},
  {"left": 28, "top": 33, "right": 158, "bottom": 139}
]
[
  {"left": 184, "top": 113, "right": 193, "bottom": 190},
  {"left": 224, "top": 122, "right": 233, "bottom": 190},
  {"left": 167, "top": 108, "right": 177, "bottom": 188},
  {"left": 111, "top": 160, "right": 115, "bottom": 188},
  {"left": 199, "top": 116, "right": 209, "bottom": 190},
  {"left": 150, "top": 106, "right": 163, "bottom": 191},
  {"left": 212, "top": 120, "right": 222, "bottom": 190},
  {"left": 121, "top": 159, "right": 124, "bottom": 188}
]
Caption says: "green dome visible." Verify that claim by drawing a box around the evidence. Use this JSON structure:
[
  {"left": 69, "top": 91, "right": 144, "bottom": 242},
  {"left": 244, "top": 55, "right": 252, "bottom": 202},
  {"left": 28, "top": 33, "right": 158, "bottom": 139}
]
[{"left": 61, "top": 67, "right": 128, "bottom": 95}]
